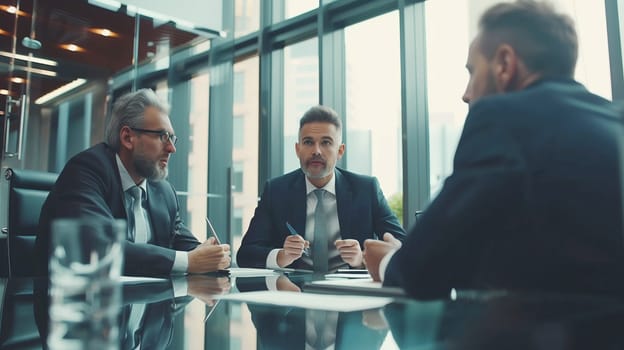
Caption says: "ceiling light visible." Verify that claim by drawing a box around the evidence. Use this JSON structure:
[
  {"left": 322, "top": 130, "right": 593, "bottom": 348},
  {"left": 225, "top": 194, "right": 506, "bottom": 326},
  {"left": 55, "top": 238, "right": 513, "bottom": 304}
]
[
  {"left": 0, "top": 28, "right": 9, "bottom": 36},
  {"left": 59, "top": 44, "right": 86, "bottom": 52},
  {"left": 0, "top": 51, "right": 58, "bottom": 66},
  {"left": 0, "top": 111, "right": 4, "bottom": 116},
  {"left": 0, "top": 5, "right": 28, "bottom": 16},
  {"left": 0, "top": 89, "right": 10, "bottom": 96},
  {"left": 88, "top": 28, "right": 119, "bottom": 38},
  {"left": 0, "top": 61, "right": 57, "bottom": 77},
  {"left": 10, "top": 77, "right": 25, "bottom": 84},
  {"left": 17, "top": 66, "right": 56, "bottom": 77},
  {"left": 35, "top": 79, "right": 87, "bottom": 105}
]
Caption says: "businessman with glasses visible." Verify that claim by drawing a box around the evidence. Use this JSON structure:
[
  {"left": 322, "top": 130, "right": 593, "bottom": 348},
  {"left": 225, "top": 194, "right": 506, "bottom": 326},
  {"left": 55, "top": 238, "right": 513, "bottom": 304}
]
[{"left": 35, "top": 88, "right": 231, "bottom": 277}]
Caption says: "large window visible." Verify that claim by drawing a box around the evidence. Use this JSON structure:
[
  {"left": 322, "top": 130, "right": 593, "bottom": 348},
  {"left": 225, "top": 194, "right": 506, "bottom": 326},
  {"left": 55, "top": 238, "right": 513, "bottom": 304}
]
[
  {"left": 232, "top": 57, "right": 260, "bottom": 262},
  {"left": 235, "top": 0, "right": 260, "bottom": 37},
  {"left": 282, "top": 38, "right": 320, "bottom": 173},
  {"left": 282, "top": 0, "right": 318, "bottom": 21},
  {"left": 345, "top": 11, "right": 402, "bottom": 210},
  {"left": 424, "top": 0, "right": 612, "bottom": 197},
  {"left": 184, "top": 73, "right": 210, "bottom": 240}
]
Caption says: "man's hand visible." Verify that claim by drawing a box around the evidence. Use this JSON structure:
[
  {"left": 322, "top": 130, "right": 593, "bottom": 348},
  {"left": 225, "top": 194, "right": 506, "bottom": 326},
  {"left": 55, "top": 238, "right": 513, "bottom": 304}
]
[
  {"left": 276, "top": 275, "right": 301, "bottom": 292},
  {"left": 187, "top": 238, "right": 231, "bottom": 273},
  {"left": 335, "top": 239, "right": 364, "bottom": 267},
  {"left": 186, "top": 275, "right": 231, "bottom": 306},
  {"left": 363, "top": 233, "right": 402, "bottom": 281},
  {"left": 361, "top": 308, "right": 389, "bottom": 331},
  {"left": 277, "top": 235, "right": 310, "bottom": 267}
]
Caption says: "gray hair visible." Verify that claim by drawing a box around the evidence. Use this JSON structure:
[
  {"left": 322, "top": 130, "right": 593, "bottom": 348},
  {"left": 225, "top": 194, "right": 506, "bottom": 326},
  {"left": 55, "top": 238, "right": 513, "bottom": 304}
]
[
  {"left": 105, "top": 89, "right": 169, "bottom": 151},
  {"left": 478, "top": 0, "right": 578, "bottom": 78},
  {"left": 299, "top": 105, "right": 342, "bottom": 132}
]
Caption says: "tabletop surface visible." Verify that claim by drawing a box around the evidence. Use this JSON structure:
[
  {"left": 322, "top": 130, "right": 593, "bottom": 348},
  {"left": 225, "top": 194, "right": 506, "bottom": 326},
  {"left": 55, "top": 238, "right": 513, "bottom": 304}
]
[{"left": 1, "top": 271, "right": 623, "bottom": 350}]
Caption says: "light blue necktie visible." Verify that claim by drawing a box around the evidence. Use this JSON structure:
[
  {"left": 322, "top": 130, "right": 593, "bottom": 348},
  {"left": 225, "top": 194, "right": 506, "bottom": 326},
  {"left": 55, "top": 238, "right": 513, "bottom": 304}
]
[
  {"left": 313, "top": 189, "right": 328, "bottom": 273},
  {"left": 128, "top": 186, "right": 148, "bottom": 244}
]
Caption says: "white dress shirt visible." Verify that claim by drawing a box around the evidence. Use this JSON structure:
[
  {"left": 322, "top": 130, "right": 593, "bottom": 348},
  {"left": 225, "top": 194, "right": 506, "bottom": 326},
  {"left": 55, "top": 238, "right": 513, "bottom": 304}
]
[
  {"left": 266, "top": 172, "right": 341, "bottom": 269},
  {"left": 116, "top": 155, "right": 188, "bottom": 273}
]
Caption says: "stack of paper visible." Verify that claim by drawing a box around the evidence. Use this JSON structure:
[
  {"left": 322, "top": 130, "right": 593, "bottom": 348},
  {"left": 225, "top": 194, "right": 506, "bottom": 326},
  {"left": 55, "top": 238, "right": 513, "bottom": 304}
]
[
  {"left": 304, "top": 278, "right": 406, "bottom": 297},
  {"left": 216, "top": 290, "right": 392, "bottom": 312},
  {"left": 226, "top": 267, "right": 281, "bottom": 277}
]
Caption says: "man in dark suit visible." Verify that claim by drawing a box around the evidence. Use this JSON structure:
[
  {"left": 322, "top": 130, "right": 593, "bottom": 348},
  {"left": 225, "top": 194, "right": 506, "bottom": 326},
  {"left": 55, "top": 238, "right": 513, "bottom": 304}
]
[
  {"left": 364, "top": 0, "right": 624, "bottom": 298},
  {"left": 35, "top": 89, "right": 231, "bottom": 276},
  {"left": 237, "top": 106, "right": 405, "bottom": 271}
]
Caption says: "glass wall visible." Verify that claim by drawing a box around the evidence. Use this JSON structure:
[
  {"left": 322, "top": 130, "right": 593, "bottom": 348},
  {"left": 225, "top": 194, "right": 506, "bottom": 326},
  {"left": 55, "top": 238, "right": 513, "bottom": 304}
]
[
  {"left": 3, "top": 0, "right": 618, "bottom": 250},
  {"left": 232, "top": 56, "right": 259, "bottom": 262},
  {"left": 424, "top": 0, "right": 613, "bottom": 197},
  {"left": 282, "top": 38, "right": 319, "bottom": 173},
  {"left": 344, "top": 11, "right": 403, "bottom": 219},
  {"left": 281, "top": 0, "right": 318, "bottom": 22},
  {"left": 235, "top": 0, "right": 260, "bottom": 37},
  {"left": 184, "top": 72, "right": 210, "bottom": 240}
]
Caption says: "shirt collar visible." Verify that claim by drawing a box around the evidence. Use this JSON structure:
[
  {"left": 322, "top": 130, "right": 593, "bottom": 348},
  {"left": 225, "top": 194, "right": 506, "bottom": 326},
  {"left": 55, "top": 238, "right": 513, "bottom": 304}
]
[
  {"left": 116, "top": 154, "right": 148, "bottom": 195},
  {"left": 304, "top": 170, "right": 336, "bottom": 196}
]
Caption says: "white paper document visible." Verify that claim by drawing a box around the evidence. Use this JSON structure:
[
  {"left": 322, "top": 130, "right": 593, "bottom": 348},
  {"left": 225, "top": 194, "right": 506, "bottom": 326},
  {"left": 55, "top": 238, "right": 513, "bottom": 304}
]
[
  {"left": 120, "top": 276, "right": 170, "bottom": 285},
  {"left": 216, "top": 291, "right": 393, "bottom": 312},
  {"left": 305, "top": 278, "right": 406, "bottom": 297},
  {"left": 227, "top": 267, "right": 281, "bottom": 277},
  {"left": 324, "top": 273, "right": 372, "bottom": 279}
]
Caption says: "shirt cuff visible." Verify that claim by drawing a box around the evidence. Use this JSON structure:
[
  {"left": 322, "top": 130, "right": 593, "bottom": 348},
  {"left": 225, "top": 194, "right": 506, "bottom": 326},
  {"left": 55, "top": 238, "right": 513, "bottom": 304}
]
[
  {"left": 264, "top": 276, "right": 279, "bottom": 291},
  {"left": 172, "top": 251, "right": 189, "bottom": 273},
  {"left": 266, "top": 249, "right": 282, "bottom": 269},
  {"left": 378, "top": 249, "right": 397, "bottom": 283},
  {"left": 171, "top": 277, "right": 188, "bottom": 298}
]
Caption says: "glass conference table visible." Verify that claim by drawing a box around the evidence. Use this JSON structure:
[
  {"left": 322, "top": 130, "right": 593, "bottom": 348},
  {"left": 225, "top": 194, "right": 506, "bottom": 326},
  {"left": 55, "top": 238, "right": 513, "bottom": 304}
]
[{"left": 1, "top": 270, "right": 623, "bottom": 349}]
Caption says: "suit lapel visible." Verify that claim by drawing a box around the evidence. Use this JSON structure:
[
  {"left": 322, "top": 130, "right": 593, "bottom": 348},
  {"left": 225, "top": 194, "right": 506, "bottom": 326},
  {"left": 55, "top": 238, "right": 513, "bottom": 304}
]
[
  {"left": 288, "top": 171, "right": 308, "bottom": 238},
  {"left": 335, "top": 169, "right": 352, "bottom": 238},
  {"left": 146, "top": 182, "right": 169, "bottom": 245}
]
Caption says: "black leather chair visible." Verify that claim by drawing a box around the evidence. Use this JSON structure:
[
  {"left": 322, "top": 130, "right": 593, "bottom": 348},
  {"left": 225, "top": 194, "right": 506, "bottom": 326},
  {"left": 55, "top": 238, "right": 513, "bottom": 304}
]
[
  {"left": 0, "top": 278, "right": 42, "bottom": 349},
  {"left": 3, "top": 168, "right": 58, "bottom": 277}
]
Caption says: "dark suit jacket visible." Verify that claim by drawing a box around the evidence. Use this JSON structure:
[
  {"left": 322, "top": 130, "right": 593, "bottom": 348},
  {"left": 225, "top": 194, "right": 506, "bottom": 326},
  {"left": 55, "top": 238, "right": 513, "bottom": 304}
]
[
  {"left": 385, "top": 78, "right": 624, "bottom": 298},
  {"left": 35, "top": 143, "right": 200, "bottom": 277},
  {"left": 237, "top": 168, "right": 406, "bottom": 269},
  {"left": 248, "top": 305, "right": 388, "bottom": 350},
  {"left": 120, "top": 282, "right": 192, "bottom": 350}
]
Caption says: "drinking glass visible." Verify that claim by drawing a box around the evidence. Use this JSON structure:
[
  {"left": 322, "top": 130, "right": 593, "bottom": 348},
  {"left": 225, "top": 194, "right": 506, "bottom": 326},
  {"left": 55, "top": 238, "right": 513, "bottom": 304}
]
[{"left": 47, "top": 218, "right": 125, "bottom": 350}]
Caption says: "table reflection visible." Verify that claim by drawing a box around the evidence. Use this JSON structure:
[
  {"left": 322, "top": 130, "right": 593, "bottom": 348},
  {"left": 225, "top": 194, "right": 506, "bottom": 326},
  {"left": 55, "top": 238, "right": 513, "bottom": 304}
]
[
  {"left": 4, "top": 274, "right": 624, "bottom": 350},
  {"left": 120, "top": 275, "right": 230, "bottom": 349},
  {"left": 31, "top": 275, "right": 230, "bottom": 350},
  {"left": 233, "top": 274, "right": 389, "bottom": 350},
  {"left": 384, "top": 293, "right": 624, "bottom": 350}
]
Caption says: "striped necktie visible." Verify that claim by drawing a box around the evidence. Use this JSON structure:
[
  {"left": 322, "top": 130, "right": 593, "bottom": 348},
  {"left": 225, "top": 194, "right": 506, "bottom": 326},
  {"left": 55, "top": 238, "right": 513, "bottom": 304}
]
[
  {"left": 127, "top": 186, "right": 148, "bottom": 243},
  {"left": 312, "top": 189, "right": 328, "bottom": 273}
]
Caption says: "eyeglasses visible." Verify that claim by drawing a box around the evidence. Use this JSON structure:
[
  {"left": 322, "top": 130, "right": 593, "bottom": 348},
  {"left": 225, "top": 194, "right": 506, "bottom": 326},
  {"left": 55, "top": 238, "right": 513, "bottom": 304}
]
[{"left": 130, "top": 127, "right": 178, "bottom": 145}]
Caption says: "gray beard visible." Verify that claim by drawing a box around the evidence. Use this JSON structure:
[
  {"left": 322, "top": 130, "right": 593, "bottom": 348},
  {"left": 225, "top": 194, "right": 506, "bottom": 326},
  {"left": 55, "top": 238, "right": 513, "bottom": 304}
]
[
  {"left": 301, "top": 167, "right": 329, "bottom": 180},
  {"left": 134, "top": 155, "right": 167, "bottom": 181}
]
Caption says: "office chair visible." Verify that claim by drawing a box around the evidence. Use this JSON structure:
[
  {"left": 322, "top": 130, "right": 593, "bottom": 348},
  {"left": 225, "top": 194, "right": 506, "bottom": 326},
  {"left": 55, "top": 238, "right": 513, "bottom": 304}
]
[
  {"left": 0, "top": 278, "right": 42, "bottom": 349},
  {"left": 2, "top": 168, "right": 58, "bottom": 277}
]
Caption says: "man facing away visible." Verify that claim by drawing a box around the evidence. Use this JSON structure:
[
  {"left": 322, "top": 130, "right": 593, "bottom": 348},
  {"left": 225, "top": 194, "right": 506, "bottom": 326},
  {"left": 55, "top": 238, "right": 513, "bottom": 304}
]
[
  {"left": 35, "top": 88, "right": 231, "bottom": 276},
  {"left": 364, "top": 0, "right": 624, "bottom": 298},
  {"left": 237, "top": 105, "right": 405, "bottom": 272}
]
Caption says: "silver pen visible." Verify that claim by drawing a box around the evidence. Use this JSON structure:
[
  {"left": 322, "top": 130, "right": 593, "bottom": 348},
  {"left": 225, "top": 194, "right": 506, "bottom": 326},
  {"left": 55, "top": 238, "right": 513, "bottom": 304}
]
[
  {"left": 203, "top": 299, "right": 221, "bottom": 323},
  {"left": 205, "top": 217, "right": 222, "bottom": 244}
]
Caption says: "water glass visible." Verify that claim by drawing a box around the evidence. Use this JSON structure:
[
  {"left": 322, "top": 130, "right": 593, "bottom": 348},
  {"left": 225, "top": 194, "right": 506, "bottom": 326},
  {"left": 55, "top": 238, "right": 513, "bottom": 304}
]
[{"left": 47, "top": 218, "right": 125, "bottom": 350}]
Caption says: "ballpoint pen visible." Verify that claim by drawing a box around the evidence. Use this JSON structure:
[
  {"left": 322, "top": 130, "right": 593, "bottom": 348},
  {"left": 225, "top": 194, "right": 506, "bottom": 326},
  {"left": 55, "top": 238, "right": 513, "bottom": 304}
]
[
  {"left": 203, "top": 299, "right": 221, "bottom": 323},
  {"left": 285, "top": 222, "right": 310, "bottom": 256},
  {"left": 205, "top": 217, "right": 222, "bottom": 245},
  {"left": 205, "top": 217, "right": 230, "bottom": 275}
]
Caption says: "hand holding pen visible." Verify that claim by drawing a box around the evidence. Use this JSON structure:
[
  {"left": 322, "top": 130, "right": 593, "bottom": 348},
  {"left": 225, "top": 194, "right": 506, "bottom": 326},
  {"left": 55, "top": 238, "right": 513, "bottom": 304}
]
[
  {"left": 187, "top": 218, "right": 231, "bottom": 274},
  {"left": 286, "top": 222, "right": 310, "bottom": 256},
  {"left": 276, "top": 222, "right": 310, "bottom": 267}
]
